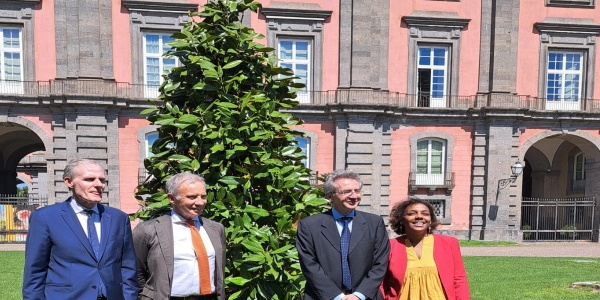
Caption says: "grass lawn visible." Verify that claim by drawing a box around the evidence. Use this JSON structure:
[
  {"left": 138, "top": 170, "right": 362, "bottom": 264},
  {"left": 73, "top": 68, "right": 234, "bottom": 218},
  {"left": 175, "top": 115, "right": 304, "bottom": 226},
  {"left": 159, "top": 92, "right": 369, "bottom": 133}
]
[
  {"left": 1, "top": 251, "right": 599, "bottom": 299},
  {"left": 0, "top": 251, "right": 24, "bottom": 300},
  {"left": 465, "top": 256, "right": 600, "bottom": 300}
]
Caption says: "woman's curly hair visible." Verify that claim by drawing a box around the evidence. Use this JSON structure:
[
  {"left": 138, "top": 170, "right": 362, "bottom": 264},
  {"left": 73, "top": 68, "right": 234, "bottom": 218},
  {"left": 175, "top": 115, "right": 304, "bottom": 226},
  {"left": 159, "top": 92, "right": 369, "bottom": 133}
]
[{"left": 389, "top": 199, "right": 441, "bottom": 235}]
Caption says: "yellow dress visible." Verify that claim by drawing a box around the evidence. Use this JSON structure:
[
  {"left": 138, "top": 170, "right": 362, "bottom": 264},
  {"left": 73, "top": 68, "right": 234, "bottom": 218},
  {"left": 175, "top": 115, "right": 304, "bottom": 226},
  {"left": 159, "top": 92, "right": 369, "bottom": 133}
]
[{"left": 398, "top": 235, "right": 447, "bottom": 300}]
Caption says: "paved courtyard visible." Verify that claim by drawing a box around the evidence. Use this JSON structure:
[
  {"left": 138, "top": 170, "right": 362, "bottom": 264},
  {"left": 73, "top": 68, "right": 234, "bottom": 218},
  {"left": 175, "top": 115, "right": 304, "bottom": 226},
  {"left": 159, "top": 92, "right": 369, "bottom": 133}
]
[
  {"left": 461, "top": 242, "right": 600, "bottom": 258},
  {"left": 3, "top": 241, "right": 600, "bottom": 257}
]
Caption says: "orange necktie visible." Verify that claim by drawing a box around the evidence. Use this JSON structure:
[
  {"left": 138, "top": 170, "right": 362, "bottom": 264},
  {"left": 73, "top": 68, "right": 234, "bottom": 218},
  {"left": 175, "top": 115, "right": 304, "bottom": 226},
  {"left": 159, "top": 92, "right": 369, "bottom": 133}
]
[{"left": 185, "top": 220, "right": 212, "bottom": 295}]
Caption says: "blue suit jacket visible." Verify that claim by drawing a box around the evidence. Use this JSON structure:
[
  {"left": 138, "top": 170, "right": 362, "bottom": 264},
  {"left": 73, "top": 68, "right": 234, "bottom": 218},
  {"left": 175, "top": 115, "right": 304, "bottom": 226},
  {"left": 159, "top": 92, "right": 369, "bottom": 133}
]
[{"left": 23, "top": 198, "right": 138, "bottom": 300}]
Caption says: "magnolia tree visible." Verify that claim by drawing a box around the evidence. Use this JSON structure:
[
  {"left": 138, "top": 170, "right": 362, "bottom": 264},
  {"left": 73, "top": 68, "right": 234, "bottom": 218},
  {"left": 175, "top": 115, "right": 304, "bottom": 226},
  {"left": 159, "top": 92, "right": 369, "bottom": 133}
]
[{"left": 132, "top": 0, "right": 327, "bottom": 299}]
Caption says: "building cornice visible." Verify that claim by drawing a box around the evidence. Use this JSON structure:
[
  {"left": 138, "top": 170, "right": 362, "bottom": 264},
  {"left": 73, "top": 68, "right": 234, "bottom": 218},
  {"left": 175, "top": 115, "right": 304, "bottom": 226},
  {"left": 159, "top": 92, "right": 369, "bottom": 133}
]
[
  {"left": 0, "top": 0, "right": 40, "bottom": 4},
  {"left": 122, "top": 0, "right": 198, "bottom": 14},
  {"left": 535, "top": 18, "right": 600, "bottom": 34},
  {"left": 261, "top": 3, "right": 332, "bottom": 21},
  {"left": 402, "top": 12, "right": 470, "bottom": 29}
]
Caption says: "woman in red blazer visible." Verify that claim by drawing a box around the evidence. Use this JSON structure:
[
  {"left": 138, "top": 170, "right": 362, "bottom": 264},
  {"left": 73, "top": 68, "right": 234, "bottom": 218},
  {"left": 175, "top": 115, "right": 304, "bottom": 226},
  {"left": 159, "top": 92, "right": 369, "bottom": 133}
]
[{"left": 380, "top": 199, "right": 470, "bottom": 300}]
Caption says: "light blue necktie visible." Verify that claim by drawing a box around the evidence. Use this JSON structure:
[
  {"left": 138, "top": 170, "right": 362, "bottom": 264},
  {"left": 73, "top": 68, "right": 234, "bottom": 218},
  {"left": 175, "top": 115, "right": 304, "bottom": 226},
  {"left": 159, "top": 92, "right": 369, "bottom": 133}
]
[
  {"left": 85, "top": 209, "right": 106, "bottom": 297},
  {"left": 340, "top": 216, "right": 352, "bottom": 290}
]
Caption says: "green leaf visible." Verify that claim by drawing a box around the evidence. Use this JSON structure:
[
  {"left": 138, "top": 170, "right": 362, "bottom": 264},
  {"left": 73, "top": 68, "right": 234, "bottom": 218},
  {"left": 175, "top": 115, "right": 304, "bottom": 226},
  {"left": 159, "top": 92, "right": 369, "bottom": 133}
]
[
  {"left": 223, "top": 60, "right": 243, "bottom": 69},
  {"left": 241, "top": 238, "right": 264, "bottom": 253},
  {"left": 226, "top": 277, "right": 251, "bottom": 286},
  {"left": 243, "top": 205, "right": 270, "bottom": 217},
  {"left": 218, "top": 176, "right": 239, "bottom": 186}
]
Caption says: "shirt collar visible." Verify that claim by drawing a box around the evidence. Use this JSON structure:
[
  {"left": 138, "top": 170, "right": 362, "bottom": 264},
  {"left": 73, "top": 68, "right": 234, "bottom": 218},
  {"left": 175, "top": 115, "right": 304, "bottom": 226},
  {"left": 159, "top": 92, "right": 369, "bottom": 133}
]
[
  {"left": 69, "top": 197, "right": 99, "bottom": 214},
  {"left": 170, "top": 211, "right": 201, "bottom": 224},
  {"left": 331, "top": 208, "right": 355, "bottom": 220}
]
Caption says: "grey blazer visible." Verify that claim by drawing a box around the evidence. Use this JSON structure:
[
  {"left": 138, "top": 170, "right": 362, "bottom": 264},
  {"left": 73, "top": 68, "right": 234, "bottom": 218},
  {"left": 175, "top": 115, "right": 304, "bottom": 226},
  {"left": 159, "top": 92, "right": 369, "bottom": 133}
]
[
  {"left": 133, "top": 214, "right": 226, "bottom": 300},
  {"left": 296, "top": 210, "right": 390, "bottom": 300}
]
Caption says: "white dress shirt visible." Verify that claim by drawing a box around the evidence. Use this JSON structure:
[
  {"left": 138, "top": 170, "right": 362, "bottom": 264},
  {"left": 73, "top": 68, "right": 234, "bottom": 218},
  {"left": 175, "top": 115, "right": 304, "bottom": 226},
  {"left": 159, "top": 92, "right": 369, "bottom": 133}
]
[
  {"left": 70, "top": 198, "right": 101, "bottom": 241},
  {"left": 170, "top": 211, "right": 216, "bottom": 297}
]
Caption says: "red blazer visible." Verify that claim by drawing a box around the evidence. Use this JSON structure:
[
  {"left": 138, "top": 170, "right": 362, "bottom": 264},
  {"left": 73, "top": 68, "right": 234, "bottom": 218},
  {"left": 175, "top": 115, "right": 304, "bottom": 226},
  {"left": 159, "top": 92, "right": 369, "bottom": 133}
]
[{"left": 380, "top": 234, "right": 470, "bottom": 300}]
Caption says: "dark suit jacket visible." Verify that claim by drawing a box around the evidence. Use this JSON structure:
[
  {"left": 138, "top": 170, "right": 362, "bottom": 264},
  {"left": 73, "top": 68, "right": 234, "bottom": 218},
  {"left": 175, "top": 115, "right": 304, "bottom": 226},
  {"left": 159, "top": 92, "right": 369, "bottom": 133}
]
[
  {"left": 380, "top": 234, "right": 470, "bottom": 300},
  {"left": 132, "top": 214, "right": 226, "bottom": 300},
  {"left": 296, "top": 210, "right": 390, "bottom": 300},
  {"left": 22, "top": 198, "right": 138, "bottom": 300}
]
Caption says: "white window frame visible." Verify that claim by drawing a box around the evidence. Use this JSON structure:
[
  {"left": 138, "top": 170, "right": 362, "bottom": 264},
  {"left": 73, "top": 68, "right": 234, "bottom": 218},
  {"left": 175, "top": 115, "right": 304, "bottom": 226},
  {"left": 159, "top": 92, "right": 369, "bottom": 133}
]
[
  {"left": 417, "top": 46, "right": 449, "bottom": 108},
  {"left": 143, "top": 33, "right": 179, "bottom": 98},
  {"left": 545, "top": 51, "right": 583, "bottom": 110},
  {"left": 278, "top": 38, "right": 312, "bottom": 104},
  {"left": 416, "top": 138, "right": 446, "bottom": 185},
  {"left": 294, "top": 136, "right": 310, "bottom": 168},
  {"left": 0, "top": 27, "right": 23, "bottom": 94},
  {"left": 145, "top": 132, "right": 159, "bottom": 158},
  {"left": 574, "top": 151, "right": 585, "bottom": 180}
]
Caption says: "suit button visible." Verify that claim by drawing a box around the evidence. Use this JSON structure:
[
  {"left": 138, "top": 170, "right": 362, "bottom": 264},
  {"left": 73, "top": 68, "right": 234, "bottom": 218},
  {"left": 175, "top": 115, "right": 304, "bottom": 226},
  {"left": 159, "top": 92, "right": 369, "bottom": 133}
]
[{"left": 92, "top": 285, "right": 97, "bottom": 289}]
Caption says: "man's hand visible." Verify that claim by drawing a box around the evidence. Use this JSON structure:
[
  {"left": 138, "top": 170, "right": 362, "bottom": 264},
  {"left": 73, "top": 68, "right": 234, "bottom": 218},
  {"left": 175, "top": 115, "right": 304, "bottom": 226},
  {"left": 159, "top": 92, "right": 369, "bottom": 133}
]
[{"left": 341, "top": 294, "right": 361, "bottom": 300}]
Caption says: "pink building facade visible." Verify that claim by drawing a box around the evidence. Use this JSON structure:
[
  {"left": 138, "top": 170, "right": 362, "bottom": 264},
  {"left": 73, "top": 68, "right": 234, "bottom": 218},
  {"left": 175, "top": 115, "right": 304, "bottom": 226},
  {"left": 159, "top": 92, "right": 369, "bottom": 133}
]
[{"left": 2, "top": 0, "right": 600, "bottom": 241}]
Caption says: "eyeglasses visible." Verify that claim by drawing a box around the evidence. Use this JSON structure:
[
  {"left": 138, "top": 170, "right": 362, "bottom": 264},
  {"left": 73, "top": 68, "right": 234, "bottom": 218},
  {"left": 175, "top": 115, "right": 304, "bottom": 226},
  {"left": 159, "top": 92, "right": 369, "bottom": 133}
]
[{"left": 336, "top": 189, "right": 362, "bottom": 196}]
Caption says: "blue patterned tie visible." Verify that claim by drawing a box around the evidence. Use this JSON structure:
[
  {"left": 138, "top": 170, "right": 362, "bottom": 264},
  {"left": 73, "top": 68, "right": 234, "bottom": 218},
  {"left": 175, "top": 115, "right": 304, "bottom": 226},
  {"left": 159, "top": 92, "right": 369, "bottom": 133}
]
[
  {"left": 85, "top": 210, "right": 100, "bottom": 258},
  {"left": 85, "top": 209, "right": 106, "bottom": 296},
  {"left": 340, "top": 216, "right": 352, "bottom": 290}
]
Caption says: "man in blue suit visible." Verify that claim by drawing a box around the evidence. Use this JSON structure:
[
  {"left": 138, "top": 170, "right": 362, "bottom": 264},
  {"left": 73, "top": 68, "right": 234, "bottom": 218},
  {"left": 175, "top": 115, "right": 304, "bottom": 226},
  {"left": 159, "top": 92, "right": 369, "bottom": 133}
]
[{"left": 23, "top": 158, "right": 137, "bottom": 300}]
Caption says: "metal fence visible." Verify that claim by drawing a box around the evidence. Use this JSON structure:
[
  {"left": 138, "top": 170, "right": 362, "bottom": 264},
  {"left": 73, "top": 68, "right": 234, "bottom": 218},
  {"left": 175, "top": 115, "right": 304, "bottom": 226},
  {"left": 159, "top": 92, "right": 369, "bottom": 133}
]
[
  {"left": 0, "top": 195, "right": 47, "bottom": 243},
  {"left": 521, "top": 197, "right": 596, "bottom": 241}
]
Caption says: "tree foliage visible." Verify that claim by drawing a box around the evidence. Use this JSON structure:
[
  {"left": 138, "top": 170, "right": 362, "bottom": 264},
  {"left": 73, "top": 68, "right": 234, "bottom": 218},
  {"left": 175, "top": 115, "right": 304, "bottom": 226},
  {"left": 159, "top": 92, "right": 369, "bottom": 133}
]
[{"left": 132, "top": 0, "right": 327, "bottom": 298}]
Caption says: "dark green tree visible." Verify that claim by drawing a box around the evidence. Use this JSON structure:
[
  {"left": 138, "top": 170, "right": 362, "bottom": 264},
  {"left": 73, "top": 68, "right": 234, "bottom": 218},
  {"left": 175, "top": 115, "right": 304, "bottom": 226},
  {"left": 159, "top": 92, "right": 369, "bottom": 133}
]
[{"left": 132, "top": 0, "right": 327, "bottom": 299}]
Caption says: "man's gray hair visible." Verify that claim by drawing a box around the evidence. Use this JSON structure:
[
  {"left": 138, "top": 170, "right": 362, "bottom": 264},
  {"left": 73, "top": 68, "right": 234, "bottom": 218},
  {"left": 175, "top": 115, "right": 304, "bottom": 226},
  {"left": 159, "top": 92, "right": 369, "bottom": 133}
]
[
  {"left": 322, "top": 169, "right": 363, "bottom": 196},
  {"left": 63, "top": 159, "right": 103, "bottom": 179},
  {"left": 165, "top": 173, "right": 206, "bottom": 195}
]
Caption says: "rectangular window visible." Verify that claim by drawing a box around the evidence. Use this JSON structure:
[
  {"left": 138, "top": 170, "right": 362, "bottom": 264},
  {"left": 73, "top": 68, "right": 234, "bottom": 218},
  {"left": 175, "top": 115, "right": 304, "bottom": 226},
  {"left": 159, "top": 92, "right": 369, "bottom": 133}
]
[
  {"left": 295, "top": 136, "right": 310, "bottom": 168},
  {"left": 143, "top": 33, "right": 178, "bottom": 98},
  {"left": 145, "top": 132, "right": 159, "bottom": 158},
  {"left": 416, "top": 139, "right": 445, "bottom": 185},
  {"left": 0, "top": 27, "right": 23, "bottom": 94},
  {"left": 574, "top": 152, "right": 585, "bottom": 180},
  {"left": 545, "top": 51, "right": 583, "bottom": 110},
  {"left": 572, "top": 152, "right": 585, "bottom": 192},
  {"left": 417, "top": 46, "right": 448, "bottom": 108},
  {"left": 278, "top": 39, "right": 311, "bottom": 103}
]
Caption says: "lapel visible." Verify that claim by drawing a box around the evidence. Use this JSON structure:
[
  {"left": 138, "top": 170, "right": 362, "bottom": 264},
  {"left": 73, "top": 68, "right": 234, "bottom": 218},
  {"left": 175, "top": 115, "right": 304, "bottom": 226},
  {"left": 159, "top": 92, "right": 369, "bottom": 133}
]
[
  {"left": 60, "top": 199, "right": 96, "bottom": 260},
  {"left": 201, "top": 216, "right": 223, "bottom": 279},
  {"left": 97, "top": 204, "right": 112, "bottom": 262},
  {"left": 155, "top": 215, "right": 175, "bottom": 281},
  {"left": 201, "top": 217, "right": 220, "bottom": 252},
  {"left": 320, "top": 210, "right": 342, "bottom": 252},
  {"left": 348, "top": 212, "right": 366, "bottom": 254}
]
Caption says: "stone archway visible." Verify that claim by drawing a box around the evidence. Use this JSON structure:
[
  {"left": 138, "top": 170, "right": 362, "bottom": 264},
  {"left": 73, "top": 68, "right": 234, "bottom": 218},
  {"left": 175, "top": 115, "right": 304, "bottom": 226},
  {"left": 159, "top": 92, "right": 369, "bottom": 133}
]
[
  {"left": 521, "top": 130, "right": 600, "bottom": 241},
  {"left": 0, "top": 121, "right": 48, "bottom": 195}
]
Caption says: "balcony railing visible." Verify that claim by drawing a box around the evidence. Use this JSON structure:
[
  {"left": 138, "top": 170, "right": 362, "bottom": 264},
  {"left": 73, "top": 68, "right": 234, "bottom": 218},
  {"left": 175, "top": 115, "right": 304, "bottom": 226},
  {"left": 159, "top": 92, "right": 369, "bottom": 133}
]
[
  {"left": 0, "top": 79, "right": 156, "bottom": 100},
  {"left": 409, "top": 172, "right": 455, "bottom": 195},
  {"left": 2, "top": 79, "right": 600, "bottom": 112}
]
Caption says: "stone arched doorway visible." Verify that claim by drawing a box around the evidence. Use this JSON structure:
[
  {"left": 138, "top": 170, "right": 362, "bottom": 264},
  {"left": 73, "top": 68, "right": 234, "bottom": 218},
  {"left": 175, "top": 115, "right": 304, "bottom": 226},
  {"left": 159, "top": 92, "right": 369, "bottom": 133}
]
[
  {"left": 0, "top": 122, "right": 46, "bottom": 195},
  {"left": 521, "top": 131, "right": 600, "bottom": 241}
]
